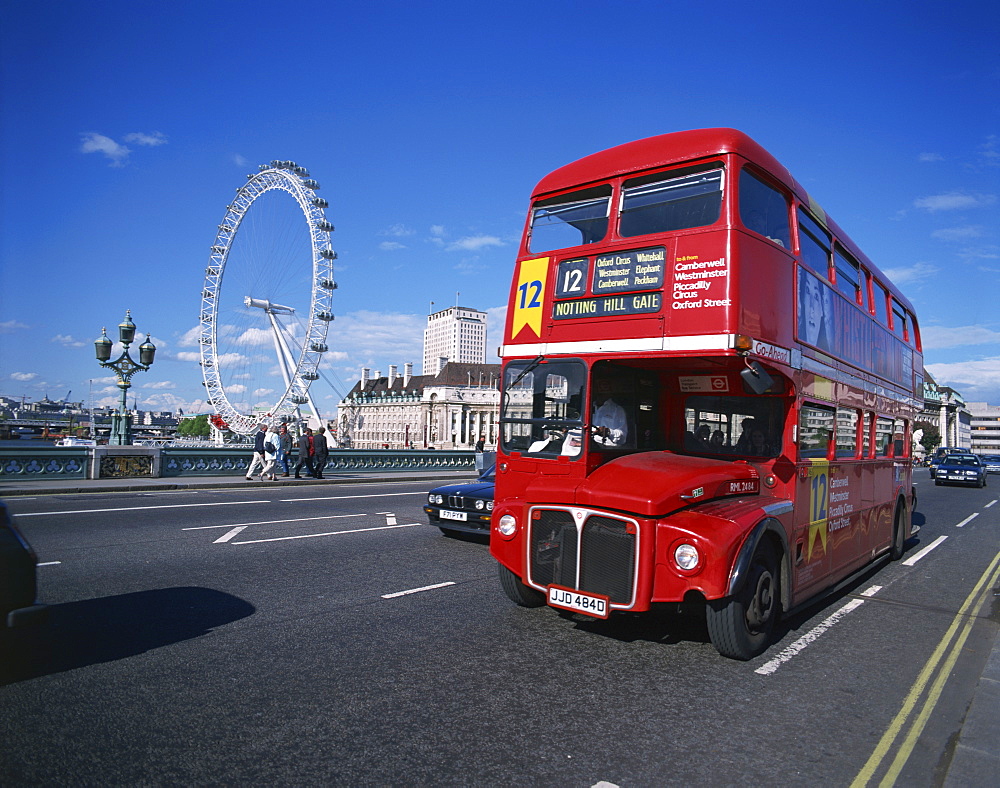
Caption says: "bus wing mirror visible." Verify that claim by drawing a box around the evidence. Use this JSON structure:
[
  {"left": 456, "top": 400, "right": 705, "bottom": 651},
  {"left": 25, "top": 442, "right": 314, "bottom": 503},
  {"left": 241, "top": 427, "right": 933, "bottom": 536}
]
[{"left": 741, "top": 361, "right": 775, "bottom": 395}]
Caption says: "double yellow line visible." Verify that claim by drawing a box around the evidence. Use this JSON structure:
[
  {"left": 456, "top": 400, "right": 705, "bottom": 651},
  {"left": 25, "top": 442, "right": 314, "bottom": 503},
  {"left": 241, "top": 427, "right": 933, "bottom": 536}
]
[{"left": 852, "top": 548, "right": 1000, "bottom": 787}]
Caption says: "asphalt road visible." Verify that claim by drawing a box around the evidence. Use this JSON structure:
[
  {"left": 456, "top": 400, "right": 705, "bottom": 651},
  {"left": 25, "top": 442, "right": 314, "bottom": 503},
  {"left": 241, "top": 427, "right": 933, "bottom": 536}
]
[{"left": 1, "top": 469, "right": 997, "bottom": 786}]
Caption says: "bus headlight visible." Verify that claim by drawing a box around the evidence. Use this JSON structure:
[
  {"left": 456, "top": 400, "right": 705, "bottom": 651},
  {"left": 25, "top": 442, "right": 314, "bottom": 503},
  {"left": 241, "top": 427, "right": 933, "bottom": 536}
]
[
  {"left": 674, "top": 543, "right": 700, "bottom": 571},
  {"left": 497, "top": 514, "right": 517, "bottom": 537}
]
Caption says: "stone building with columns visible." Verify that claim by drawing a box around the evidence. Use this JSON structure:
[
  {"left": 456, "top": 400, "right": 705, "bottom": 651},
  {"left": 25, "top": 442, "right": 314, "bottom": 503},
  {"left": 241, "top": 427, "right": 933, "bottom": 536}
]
[
  {"left": 336, "top": 362, "right": 500, "bottom": 450},
  {"left": 919, "top": 374, "right": 971, "bottom": 452}
]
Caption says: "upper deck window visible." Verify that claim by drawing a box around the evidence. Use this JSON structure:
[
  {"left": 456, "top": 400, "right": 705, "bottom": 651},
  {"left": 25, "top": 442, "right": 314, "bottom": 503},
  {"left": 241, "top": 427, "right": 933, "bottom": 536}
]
[
  {"left": 739, "top": 169, "right": 791, "bottom": 248},
  {"left": 797, "top": 207, "right": 831, "bottom": 277},
  {"left": 834, "top": 245, "right": 862, "bottom": 304},
  {"left": 619, "top": 168, "right": 723, "bottom": 238},
  {"left": 529, "top": 186, "right": 611, "bottom": 253}
]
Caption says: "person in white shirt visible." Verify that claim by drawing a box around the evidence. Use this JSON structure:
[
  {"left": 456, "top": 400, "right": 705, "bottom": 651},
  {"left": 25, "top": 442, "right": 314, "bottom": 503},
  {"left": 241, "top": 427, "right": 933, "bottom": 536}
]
[{"left": 592, "top": 396, "right": 628, "bottom": 446}]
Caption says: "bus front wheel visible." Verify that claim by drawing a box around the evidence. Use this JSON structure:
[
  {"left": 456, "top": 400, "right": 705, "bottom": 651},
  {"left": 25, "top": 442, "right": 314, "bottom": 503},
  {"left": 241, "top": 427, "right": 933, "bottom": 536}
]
[
  {"left": 498, "top": 564, "right": 546, "bottom": 607},
  {"left": 706, "top": 542, "right": 779, "bottom": 660}
]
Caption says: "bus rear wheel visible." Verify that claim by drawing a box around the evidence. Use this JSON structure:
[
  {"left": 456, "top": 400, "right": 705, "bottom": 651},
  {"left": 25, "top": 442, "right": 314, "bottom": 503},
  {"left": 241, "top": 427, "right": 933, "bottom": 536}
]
[
  {"left": 890, "top": 501, "right": 907, "bottom": 560},
  {"left": 498, "top": 564, "right": 546, "bottom": 608},
  {"left": 706, "top": 541, "right": 778, "bottom": 660}
]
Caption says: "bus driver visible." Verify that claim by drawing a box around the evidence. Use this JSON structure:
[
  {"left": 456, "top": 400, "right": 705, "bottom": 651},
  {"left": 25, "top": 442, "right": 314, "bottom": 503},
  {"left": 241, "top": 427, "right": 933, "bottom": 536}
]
[{"left": 592, "top": 395, "right": 628, "bottom": 446}]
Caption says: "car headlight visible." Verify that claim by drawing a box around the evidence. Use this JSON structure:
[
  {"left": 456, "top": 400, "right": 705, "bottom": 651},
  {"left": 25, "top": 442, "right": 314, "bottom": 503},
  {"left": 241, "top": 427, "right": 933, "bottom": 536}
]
[
  {"left": 428, "top": 494, "right": 441, "bottom": 504},
  {"left": 497, "top": 514, "right": 517, "bottom": 537},
  {"left": 674, "top": 543, "right": 700, "bottom": 571},
  {"left": 486, "top": 501, "right": 494, "bottom": 512},
  {"left": 475, "top": 499, "right": 485, "bottom": 510}
]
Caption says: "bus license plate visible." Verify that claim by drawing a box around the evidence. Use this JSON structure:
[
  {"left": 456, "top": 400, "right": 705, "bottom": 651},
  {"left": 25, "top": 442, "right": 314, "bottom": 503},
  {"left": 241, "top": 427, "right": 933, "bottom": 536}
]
[
  {"left": 547, "top": 586, "right": 609, "bottom": 619},
  {"left": 440, "top": 509, "right": 467, "bottom": 521}
]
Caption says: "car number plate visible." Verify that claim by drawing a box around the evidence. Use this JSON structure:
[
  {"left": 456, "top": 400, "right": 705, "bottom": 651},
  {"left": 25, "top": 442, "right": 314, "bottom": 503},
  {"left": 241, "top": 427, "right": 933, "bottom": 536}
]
[
  {"left": 440, "top": 509, "right": 467, "bottom": 521},
  {"left": 547, "top": 585, "right": 609, "bottom": 619}
]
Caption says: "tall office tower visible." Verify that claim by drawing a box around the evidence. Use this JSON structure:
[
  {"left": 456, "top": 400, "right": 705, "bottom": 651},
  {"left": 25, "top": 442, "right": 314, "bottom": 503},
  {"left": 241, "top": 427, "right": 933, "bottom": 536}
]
[{"left": 423, "top": 306, "right": 487, "bottom": 376}]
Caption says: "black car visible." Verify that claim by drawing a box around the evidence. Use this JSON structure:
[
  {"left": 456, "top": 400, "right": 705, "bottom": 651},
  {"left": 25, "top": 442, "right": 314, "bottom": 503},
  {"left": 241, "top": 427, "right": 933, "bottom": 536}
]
[
  {"left": 424, "top": 465, "right": 495, "bottom": 536},
  {"left": 1, "top": 500, "right": 47, "bottom": 631},
  {"left": 933, "top": 455, "right": 988, "bottom": 487}
]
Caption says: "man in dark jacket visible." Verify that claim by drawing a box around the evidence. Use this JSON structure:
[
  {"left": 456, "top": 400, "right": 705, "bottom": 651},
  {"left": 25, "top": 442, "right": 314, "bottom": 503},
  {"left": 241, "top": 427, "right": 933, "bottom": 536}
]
[
  {"left": 246, "top": 424, "right": 267, "bottom": 480},
  {"left": 294, "top": 428, "right": 315, "bottom": 479},
  {"left": 313, "top": 427, "right": 329, "bottom": 479}
]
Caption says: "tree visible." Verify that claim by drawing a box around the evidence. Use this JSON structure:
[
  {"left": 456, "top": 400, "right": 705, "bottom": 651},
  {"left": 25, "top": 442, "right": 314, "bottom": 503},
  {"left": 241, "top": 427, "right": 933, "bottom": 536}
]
[
  {"left": 176, "top": 414, "right": 211, "bottom": 438},
  {"left": 915, "top": 420, "right": 941, "bottom": 452}
]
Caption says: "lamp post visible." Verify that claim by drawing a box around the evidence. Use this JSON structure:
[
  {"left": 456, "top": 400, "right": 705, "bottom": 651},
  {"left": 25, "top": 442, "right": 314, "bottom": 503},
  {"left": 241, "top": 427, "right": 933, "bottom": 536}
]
[{"left": 94, "top": 310, "right": 156, "bottom": 446}]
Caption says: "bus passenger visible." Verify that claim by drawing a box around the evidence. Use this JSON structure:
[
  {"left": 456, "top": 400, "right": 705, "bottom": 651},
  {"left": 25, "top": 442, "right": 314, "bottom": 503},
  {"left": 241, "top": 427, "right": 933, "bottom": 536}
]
[
  {"left": 710, "top": 429, "right": 728, "bottom": 451},
  {"left": 734, "top": 418, "right": 756, "bottom": 453},
  {"left": 748, "top": 428, "right": 773, "bottom": 456}
]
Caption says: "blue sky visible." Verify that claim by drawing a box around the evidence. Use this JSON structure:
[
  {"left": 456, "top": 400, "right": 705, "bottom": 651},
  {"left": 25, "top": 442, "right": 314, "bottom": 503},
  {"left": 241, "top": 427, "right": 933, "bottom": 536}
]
[{"left": 1, "top": 0, "right": 998, "bottom": 419}]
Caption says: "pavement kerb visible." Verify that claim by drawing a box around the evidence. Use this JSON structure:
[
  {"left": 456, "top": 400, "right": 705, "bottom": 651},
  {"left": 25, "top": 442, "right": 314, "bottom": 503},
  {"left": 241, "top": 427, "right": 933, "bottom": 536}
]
[{"left": 0, "top": 470, "right": 473, "bottom": 497}]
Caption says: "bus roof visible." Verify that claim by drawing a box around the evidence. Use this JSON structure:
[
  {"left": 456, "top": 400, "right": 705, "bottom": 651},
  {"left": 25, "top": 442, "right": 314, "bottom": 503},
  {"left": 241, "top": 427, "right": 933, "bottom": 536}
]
[
  {"left": 530, "top": 127, "right": 917, "bottom": 316},
  {"left": 533, "top": 128, "right": 796, "bottom": 197}
]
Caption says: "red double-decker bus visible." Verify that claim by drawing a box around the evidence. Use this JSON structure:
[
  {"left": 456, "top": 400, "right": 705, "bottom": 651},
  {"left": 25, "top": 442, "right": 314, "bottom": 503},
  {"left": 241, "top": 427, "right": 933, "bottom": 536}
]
[{"left": 491, "top": 128, "right": 922, "bottom": 660}]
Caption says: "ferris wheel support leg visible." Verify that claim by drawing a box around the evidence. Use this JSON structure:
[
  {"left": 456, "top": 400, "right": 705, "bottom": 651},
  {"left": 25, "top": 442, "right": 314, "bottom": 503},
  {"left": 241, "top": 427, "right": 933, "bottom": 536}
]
[{"left": 265, "top": 310, "right": 296, "bottom": 392}]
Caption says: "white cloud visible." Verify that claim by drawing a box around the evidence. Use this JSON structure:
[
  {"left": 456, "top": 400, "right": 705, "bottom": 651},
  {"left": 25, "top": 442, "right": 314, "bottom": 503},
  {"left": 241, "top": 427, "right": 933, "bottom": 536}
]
[
  {"left": 178, "top": 325, "right": 203, "bottom": 347},
  {"left": 446, "top": 235, "right": 504, "bottom": 252},
  {"left": 144, "top": 380, "right": 177, "bottom": 390},
  {"left": 233, "top": 154, "right": 249, "bottom": 167},
  {"left": 80, "top": 132, "right": 130, "bottom": 166},
  {"left": 123, "top": 131, "right": 168, "bottom": 146},
  {"left": 924, "top": 357, "right": 1000, "bottom": 402},
  {"left": 80, "top": 131, "right": 167, "bottom": 166},
  {"left": 914, "top": 192, "right": 997, "bottom": 212},
  {"left": 51, "top": 334, "right": 86, "bottom": 348},
  {"left": 921, "top": 325, "right": 1000, "bottom": 350},
  {"left": 918, "top": 152, "right": 944, "bottom": 163},
  {"left": 881, "top": 262, "right": 939, "bottom": 285},
  {"left": 380, "top": 224, "right": 415, "bottom": 237},
  {"left": 379, "top": 241, "right": 407, "bottom": 251},
  {"left": 931, "top": 225, "right": 984, "bottom": 241},
  {"left": 0, "top": 320, "right": 29, "bottom": 333},
  {"left": 978, "top": 135, "right": 999, "bottom": 167},
  {"left": 10, "top": 372, "right": 38, "bottom": 381}
]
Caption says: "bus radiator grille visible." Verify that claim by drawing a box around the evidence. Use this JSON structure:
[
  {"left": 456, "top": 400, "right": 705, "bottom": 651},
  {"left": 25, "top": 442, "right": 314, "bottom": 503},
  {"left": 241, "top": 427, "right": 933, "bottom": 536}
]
[
  {"left": 529, "top": 510, "right": 578, "bottom": 590},
  {"left": 580, "top": 517, "right": 635, "bottom": 604},
  {"left": 528, "top": 510, "right": 636, "bottom": 605}
]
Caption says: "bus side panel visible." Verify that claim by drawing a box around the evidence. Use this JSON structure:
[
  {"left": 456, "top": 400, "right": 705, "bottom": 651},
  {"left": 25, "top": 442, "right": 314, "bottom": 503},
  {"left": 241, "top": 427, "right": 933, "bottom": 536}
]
[{"left": 733, "top": 231, "right": 796, "bottom": 349}]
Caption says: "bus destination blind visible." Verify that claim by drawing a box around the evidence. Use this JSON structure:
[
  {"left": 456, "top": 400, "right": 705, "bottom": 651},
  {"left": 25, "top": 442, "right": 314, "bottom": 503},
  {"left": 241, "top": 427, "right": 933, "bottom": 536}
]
[{"left": 553, "top": 246, "right": 664, "bottom": 320}]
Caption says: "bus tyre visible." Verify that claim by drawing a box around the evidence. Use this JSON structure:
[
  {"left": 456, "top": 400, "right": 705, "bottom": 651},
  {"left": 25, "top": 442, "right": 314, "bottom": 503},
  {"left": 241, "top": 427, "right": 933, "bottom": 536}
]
[
  {"left": 890, "top": 502, "right": 907, "bottom": 561},
  {"left": 498, "top": 564, "right": 546, "bottom": 608},
  {"left": 706, "top": 542, "right": 778, "bottom": 660}
]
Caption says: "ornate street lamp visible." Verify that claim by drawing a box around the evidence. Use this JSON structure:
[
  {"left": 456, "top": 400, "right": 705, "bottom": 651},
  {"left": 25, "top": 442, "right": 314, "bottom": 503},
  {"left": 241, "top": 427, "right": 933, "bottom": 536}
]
[{"left": 94, "top": 310, "right": 156, "bottom": 445}]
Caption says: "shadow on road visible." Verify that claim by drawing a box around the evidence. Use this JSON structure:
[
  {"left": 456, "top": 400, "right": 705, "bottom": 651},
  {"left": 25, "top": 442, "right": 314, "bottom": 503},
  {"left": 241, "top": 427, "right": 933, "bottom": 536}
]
[{"left": 0, "top": 586, "right": 255, "bottom": 685}]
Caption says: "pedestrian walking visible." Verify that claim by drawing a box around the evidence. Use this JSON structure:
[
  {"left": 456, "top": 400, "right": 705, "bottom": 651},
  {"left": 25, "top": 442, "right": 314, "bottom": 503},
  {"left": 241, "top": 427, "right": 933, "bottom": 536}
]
[
  {"left": 277, "top": 424, "right": 292, "bottom": 477},
  {"left": 313, "top": 427, "right": 329, "bottom": 479},
  {"left": 246, "top": 423, "right": 268, "bottom": 480},
  {"left": 294, "top": 427, "right": 315, "bottom": 479},
  {"left": 475, "top": 434, "right": 486, "bottom": 474},
  {"left": 262, "top": 425, "right": 281, "bottom": 481}
]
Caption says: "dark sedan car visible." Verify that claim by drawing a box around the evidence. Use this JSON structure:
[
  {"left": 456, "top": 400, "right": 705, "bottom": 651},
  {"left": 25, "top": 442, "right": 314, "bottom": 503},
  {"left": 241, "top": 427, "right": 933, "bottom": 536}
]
[
  {"left": 933, "top": 455, "right": 987, "bottom": 487},
  {"left": 424, "top": 465, "right": 494, "bottom": 536},
  {"left": 1, "top": 500, "right": 47, "bottom": 631}
]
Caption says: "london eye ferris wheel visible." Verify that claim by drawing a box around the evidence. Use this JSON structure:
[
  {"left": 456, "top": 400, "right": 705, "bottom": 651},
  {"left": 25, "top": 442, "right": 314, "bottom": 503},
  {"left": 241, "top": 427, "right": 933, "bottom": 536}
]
[{"left": 198, "top": 161, "right": 337, "bottom": 436}]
